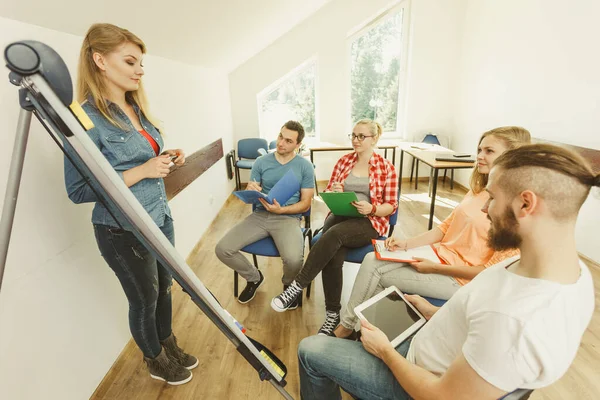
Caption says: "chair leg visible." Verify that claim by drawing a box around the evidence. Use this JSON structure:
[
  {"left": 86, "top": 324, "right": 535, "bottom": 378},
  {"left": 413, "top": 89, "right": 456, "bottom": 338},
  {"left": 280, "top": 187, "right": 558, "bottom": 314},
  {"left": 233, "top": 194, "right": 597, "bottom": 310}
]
[
  {"left": 252, "top": 254, "right": 258, "bottom": 269},
  {"left": 234, "top": 165, "right": 240, "bottom": 191},
  {"left": 307, "top": 282, "right": 312, "bottom": 299},
  {"left": 234, "top": 271, "right": 239, "bottom": 298}
]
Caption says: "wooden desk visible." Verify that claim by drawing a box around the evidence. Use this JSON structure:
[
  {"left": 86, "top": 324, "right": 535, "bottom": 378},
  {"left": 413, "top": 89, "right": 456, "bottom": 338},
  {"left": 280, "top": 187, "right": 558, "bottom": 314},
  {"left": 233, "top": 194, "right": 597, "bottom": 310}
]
[
  {"left": 309, "top": 142, "right": 397, "bottom": 194},
  {"left": 398, "top": 147, "right": 475, "bottom": 229}
]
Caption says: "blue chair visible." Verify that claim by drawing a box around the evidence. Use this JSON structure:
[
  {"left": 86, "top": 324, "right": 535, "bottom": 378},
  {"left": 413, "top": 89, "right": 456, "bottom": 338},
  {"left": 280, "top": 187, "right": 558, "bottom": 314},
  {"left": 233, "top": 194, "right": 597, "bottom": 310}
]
[
  {"left": 410, "top": 133, "right": 454, "bottom": 191},
  {"left": 310, "top": 204, "right": 399, "bottom": 265},
  {"left": 258, "top": 140, "right": 278, "bottom": 157},
  {"left": 235, "top": 138, "right": 268, "bottom": 190},
  {"left": 235, "top": 208, "right": 313, "bottom": 305}
]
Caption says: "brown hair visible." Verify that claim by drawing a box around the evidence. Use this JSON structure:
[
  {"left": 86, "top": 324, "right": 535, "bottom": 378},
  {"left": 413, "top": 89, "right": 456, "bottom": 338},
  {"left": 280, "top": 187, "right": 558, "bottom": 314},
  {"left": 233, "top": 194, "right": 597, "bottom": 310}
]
[
  {"left": 281, "top": 120, "right": 305, "bottom": 143},
  {"left": 493, "top": 143, "right": 600, "bottom": 220},
  {"left": 470, "top": 126, "right": 531, "bottom": 193},
  {"left": 77, "top": 23, "right": 158, "bottom": 129}
]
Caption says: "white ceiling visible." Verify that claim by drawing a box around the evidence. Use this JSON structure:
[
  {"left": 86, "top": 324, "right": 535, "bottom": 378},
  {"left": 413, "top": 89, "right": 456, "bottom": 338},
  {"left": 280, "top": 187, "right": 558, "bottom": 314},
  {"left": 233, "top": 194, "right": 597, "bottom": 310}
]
[{"left": 0, "top": 0, "right": 332, "bottom": 71}]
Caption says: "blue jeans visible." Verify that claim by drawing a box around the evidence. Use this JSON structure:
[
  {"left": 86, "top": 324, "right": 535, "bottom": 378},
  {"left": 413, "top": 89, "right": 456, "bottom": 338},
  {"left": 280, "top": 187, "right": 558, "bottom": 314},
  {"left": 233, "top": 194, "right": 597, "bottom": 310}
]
[
  {"left": 298, "top": 335, "right": 413, "bottom": 400},
  {"left": 94, "top": 218, "right": 175, "bottom": 358}
]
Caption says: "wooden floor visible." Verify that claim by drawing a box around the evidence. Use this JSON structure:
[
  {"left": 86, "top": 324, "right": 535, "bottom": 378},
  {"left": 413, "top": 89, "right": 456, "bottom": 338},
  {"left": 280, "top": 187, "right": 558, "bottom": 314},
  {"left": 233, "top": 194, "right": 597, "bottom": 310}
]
[{"left": 91, "top": 179, "right": 600, "bottom": 400}]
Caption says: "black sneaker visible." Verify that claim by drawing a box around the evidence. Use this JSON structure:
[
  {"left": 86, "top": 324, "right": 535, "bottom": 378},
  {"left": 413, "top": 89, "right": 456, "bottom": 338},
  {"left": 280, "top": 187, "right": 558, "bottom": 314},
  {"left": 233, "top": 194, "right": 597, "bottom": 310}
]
[
  {"left": 271, "top": 281, "right": 303, "bottom": 312},
  {"left": 238, "top": 271, "right": 264, "bottom": 304},
  {"left": 317, "top": 311, "right": 340, "bottom": 336},
  {"left": 283, "top": 285, "right": 300, "bottom": 310}
]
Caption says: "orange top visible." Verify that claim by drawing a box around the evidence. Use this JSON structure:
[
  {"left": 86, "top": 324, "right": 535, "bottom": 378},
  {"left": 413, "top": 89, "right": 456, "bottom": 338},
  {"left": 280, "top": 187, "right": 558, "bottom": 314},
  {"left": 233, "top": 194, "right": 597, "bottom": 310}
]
[{"left": 435, "top": 190, "right": 520, "bottom": 286}]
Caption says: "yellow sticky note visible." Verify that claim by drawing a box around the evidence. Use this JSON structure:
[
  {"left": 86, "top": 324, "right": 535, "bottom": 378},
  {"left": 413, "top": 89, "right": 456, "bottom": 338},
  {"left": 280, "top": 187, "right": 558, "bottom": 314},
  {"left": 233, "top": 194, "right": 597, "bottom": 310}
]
[
  {"left": 260, "top": 350, "right": 285, "bottom": 377},
  {"left": 69, "top": 102, "right": 94, "bottom": 131}
]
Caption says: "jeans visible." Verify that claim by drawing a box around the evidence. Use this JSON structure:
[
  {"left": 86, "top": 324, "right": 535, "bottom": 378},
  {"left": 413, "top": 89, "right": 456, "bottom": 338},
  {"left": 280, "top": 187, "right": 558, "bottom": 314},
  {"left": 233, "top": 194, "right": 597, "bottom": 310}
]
[
  {"left": 298, "top": 335, "right": 413, "bottom": 400},
  {"left": 341, "top": 252, "right": 461, "bottom": 330},
  {"left": 215, "top": 211, "right": 304, "bottom": 285},
  {"left": 296, "top": 215, "right": 378, "bottom": 312},
  {"left": 94, "top": 217, "right": 175, "bottom": 358}
]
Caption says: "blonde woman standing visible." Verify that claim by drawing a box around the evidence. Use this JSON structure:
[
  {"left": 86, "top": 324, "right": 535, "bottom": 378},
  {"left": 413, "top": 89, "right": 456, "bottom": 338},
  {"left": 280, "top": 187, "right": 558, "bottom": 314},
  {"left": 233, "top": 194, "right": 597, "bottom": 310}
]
[
  {"left": 271, "top": 119, "right": 398, "bottom": 337},
  {"left": 64, "top": 23, "right": 195, "bottom": 385}
]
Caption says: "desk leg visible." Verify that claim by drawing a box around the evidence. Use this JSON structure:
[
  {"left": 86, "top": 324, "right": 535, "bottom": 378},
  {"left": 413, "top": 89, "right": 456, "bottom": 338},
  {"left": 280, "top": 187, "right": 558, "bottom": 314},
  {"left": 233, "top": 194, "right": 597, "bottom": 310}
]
[
  {"left": 415, "top": 160, "right": 419, "bottom": 190},
  {"left": 384, "top": 148, "right": 388, "bottom": 159},
  {"left": 451, "top": 169, "right": 454, "bottom": 190},
  {"left": 311, "top": 150, "right": 318, "bottom": 195},
  {"left": 428, "top": 169, "right": 439, "bottom": 230},
  {"left": 398, "top": 150, "right": 404, "bottom": 197}
]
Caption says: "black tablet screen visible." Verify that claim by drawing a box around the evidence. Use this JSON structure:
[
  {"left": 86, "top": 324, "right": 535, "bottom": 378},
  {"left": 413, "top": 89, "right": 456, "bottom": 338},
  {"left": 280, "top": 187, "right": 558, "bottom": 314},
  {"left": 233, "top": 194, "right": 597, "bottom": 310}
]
[{"left": 361, "top": 291, "right": 421, "bottom": 340}]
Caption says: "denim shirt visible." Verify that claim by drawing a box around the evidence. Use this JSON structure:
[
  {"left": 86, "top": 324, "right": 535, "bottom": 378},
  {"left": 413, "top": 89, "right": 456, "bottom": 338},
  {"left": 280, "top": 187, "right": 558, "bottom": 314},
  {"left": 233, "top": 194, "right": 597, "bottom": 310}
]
[{"left": 64, "top": 99, "right": 172, "bottom": 228}]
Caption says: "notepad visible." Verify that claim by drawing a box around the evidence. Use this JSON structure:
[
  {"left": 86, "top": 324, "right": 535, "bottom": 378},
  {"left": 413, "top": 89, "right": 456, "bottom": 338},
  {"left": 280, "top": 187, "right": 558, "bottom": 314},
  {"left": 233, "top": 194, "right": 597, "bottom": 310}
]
[
  {"left": 372, "top": 240, "right": 442, "bottom": 263},
  {"left": 233, "top": 169, "right": 300, "bottom": 205},
  {"left": 320, "top": 192, "right": 364, "bottom": 217}
]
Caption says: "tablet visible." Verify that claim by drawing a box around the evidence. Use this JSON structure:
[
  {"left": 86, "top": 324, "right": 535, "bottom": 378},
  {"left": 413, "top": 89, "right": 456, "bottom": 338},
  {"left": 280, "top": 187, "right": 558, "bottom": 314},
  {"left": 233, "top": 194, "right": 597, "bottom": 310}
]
[{"left": 354, "top": 286, "right": 426, "bottom": 347}]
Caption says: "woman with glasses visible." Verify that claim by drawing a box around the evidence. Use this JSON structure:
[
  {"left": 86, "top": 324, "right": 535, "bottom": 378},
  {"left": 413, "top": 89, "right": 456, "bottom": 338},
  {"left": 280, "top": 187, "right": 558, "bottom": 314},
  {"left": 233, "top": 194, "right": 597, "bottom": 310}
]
[{"left": 271, "top": 119, "right": 398, "bottom": 336}]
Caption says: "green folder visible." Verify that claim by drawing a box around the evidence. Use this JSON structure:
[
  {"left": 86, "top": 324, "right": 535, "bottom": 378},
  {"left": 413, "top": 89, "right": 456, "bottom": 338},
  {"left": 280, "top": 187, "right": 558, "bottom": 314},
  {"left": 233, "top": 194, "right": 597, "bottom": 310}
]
[{"left": 320, "top": 192, "right": 364, "bottom": 217}]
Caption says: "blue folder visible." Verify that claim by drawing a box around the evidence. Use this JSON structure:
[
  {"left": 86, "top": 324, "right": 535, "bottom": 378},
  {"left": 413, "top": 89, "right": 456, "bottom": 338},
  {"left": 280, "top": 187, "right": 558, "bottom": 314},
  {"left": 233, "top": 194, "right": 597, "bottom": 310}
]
[{"left": 234, "top": 169, "right": 301, "bottom": 205}]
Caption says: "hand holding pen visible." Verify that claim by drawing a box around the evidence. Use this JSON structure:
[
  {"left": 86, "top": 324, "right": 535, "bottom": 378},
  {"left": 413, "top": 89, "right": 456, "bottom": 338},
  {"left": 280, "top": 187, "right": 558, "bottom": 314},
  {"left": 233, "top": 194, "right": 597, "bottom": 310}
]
[{"left": 246, "top": 178, "right": 262, "bottom": 192}]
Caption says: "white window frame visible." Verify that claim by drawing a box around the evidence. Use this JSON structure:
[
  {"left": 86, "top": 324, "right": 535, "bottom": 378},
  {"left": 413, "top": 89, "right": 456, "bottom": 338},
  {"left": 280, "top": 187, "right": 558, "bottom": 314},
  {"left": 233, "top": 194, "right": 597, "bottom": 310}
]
[
  {"left": 256, "top": 56, "right": 320, "bottom": 144},
  {"left": 346, "top": 0, "right": 411, "bottom": 140}
]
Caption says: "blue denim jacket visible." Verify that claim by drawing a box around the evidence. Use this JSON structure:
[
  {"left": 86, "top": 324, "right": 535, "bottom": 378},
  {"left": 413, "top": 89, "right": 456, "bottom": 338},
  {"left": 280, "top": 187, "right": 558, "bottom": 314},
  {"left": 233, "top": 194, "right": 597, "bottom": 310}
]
[{"left": 64, "top": 99, "right": 172, "bottom": 228}]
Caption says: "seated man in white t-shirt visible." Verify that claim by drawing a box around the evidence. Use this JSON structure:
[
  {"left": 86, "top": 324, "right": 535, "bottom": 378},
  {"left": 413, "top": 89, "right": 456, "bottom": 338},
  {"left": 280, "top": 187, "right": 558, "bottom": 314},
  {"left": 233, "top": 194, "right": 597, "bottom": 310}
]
[{"left": 298, "top": 143, "right": 598, "bottom": 400}]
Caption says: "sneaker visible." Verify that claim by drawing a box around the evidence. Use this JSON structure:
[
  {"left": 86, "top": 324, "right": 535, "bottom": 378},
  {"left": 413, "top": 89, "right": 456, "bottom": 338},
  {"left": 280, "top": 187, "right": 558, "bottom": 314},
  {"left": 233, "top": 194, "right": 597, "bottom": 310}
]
[
  {"left": 283, "top": 285, "right": 300, "bottom": 310},
  {"left": 144, "top": 348, "right": 193, "bottom": 385},
  {"left": 271, "top": 281, "right": 303, "bottom": 312},
  {"left": 238, "top": 270, "right": 265, "bottom": 304},
  {"left": 160, "top": 333, "right": 199, "bottom": 370},
  {"left": 317, "top": 311, "right": 341, "bottom": 336}
]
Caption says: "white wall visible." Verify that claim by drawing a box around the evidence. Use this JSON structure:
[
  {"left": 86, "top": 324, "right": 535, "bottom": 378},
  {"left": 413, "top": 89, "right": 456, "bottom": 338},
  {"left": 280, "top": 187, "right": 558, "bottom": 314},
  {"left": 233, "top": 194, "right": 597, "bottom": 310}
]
[
  {"left": 450, "top": 0, "right": 600, "bottom": 262},
  {"left": 229, "top": 0, "right": 467, "bottom": 181},
  {"left": 0, "top": 17, "right": 234, "bottom": 400}
]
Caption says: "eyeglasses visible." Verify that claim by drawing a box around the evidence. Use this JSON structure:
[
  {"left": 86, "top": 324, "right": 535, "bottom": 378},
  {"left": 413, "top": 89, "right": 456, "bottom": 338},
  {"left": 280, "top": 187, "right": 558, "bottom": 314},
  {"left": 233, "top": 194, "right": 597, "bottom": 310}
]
[{"left": 348, "top": 133, "right": 374, "bottom": 142}]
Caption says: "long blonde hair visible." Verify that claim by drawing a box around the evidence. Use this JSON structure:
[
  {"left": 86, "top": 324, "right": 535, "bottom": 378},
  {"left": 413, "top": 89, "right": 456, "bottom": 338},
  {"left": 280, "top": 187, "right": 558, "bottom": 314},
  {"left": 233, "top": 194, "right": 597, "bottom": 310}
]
[
  {"left": 470, "top": 126, "right": 531, "bottom": 193},
  {"left": 77, "top": 23, "right": 159, "bottom": 129}
]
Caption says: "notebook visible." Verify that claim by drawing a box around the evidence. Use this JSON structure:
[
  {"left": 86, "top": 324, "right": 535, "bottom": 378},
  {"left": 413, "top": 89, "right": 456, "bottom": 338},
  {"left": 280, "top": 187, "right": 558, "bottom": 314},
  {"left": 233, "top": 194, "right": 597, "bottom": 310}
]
[
  {"left": 233, "top": 169, "right": 300, "bottom": 205},
  {"left": 372, "top": 240, "right": 442, "bottom": 263},
  {"left": 434, "top": 154, "right": 475, "bottom": 163}
]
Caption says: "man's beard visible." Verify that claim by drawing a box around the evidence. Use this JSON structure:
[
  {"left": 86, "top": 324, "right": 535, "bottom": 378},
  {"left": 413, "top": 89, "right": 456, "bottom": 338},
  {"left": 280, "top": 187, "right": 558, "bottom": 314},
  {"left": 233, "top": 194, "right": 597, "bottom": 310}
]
[{"left": 487, "top": 206, "right": 522, "bottom": 251}]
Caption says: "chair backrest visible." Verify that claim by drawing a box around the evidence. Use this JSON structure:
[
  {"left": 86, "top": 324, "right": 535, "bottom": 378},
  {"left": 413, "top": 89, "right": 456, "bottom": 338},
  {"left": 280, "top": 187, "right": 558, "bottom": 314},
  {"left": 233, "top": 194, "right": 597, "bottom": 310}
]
[
  {"left": 422, "top": 133, "right": 441, "bottom": 146},
  {"left": 269, "top": 140, "right": 277, "bottom": 150},
  {"left": 387, "top": 192, "right": 401, "bottom": 236},
  {"left": 238, "top": 138, "right": 268, "bottom": 160},
  {"left": 388, "top": 204, "right": 399, "bottom": 236}
]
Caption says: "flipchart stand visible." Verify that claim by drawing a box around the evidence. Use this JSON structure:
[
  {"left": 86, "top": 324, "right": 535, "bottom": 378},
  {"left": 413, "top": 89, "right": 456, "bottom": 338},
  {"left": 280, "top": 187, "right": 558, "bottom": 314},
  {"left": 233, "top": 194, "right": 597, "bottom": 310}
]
[{"left": 0, "top": 40, "right": 293, "bottom": 399}]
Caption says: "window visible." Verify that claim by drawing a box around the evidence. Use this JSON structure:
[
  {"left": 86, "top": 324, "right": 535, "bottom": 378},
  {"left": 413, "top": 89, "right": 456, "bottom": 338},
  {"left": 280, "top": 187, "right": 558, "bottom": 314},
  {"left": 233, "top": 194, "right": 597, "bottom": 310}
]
[
  {"left": 349, "top": 6, "right": 406, "bottom": 135},
  {"left": 257, "top": 59, "right": 317, "bottom": 140}
]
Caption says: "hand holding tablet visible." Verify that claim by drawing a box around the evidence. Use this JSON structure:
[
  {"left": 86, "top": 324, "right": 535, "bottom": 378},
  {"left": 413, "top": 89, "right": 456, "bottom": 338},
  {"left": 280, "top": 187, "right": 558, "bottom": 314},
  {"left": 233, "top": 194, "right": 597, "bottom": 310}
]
[{"left": 354, "top": 286, "right": 427, "bottom": 347}]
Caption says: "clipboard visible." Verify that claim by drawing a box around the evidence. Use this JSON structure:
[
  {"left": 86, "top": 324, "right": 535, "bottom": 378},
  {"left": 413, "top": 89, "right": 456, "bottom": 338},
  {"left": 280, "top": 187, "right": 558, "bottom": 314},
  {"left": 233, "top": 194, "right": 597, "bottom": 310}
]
[
  {"left": 372, "top": 240, "right": 442, "bottom": 263},
  {"left": 320, "top": 192, "right": 364, "bottom": 217}
]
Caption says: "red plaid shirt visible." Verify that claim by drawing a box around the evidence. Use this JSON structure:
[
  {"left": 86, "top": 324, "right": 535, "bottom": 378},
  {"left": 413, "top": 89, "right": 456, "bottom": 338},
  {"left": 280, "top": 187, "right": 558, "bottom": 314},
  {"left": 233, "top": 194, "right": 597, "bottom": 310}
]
[{"left": 325, "top": 152, "right": 398, "bottom": 236}]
